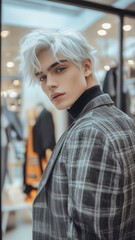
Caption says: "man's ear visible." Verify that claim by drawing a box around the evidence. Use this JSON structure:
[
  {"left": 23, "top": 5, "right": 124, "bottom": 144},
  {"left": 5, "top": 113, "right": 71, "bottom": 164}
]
[{"left": 82, "top": 59, "right": 92, "bottom": 77}]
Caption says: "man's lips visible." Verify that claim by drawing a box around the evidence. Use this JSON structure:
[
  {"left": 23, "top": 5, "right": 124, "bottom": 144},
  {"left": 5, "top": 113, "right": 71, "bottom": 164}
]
[{"left": 51, "top": 92, "right": 65, "bottom": 101}]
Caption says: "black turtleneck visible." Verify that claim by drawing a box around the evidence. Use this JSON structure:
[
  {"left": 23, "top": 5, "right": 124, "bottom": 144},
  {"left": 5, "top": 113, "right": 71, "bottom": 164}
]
[{"left": 68, "top": 85, "right": 103, "bottom": 120}]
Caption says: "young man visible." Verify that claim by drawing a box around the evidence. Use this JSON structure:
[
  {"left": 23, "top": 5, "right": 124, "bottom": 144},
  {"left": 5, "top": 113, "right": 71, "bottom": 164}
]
[{"left": 19, "top": 29, "right": 135, "bottom": 240}]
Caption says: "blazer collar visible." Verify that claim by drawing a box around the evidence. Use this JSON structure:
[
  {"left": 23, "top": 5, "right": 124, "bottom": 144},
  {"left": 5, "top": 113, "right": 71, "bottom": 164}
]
[
  {"left": 75, "top": 93, "right": 114, "bottom": 121},
  {"left": 33, "top": 122, "right": 75, "bottom": 202}
]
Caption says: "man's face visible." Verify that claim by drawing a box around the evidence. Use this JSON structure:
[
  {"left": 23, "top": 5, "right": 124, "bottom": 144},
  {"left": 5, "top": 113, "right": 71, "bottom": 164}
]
[{"left": 35, "top": 50, "right": 88, "bottom": 110}]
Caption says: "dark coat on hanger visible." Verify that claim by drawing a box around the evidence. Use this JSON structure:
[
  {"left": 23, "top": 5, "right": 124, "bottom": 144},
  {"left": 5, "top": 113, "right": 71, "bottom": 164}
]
[
  {"left": 33, "top": 108, "right": 56, "bottom": 160},
  {"left": 103, "top": 67, "right": 128, "bottom": 113}
]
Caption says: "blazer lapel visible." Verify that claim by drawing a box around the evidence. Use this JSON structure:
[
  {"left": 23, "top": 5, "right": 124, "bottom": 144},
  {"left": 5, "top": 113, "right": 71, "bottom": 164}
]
[{"left": 34, "top": 124, "right": 73, "bottom": 200}]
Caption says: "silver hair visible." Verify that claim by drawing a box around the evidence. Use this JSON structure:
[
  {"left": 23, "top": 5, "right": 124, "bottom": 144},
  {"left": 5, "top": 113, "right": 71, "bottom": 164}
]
[{"left": 18, "top": 28, "right": 98, "bottom": 84}]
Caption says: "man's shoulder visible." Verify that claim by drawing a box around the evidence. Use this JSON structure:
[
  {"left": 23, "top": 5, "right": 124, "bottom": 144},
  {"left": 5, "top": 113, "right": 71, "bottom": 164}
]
[{"left": 68, "top": 103, "right": 135, "bottom": 139}]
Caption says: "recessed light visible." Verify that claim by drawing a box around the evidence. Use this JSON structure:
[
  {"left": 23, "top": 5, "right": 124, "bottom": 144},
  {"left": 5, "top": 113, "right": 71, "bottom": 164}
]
[
  {"left": 1, "top": 91, "right": 7, "bottom": 97},
  {"left": 13, "top": 80, "right": 20, "bottom": 86},
  {"left": 128, "top": 60, "right": 134, "bottom": 65},
  {"left": 104, "top": 65, "right": 110, "bottom": 71},
  {"left": 123, "top": 25, "right": 132, "bottom": 31},
  {"left": 1, "top": 30, "right": 10, "bottom": 38},
  {"left": 102, "top": 23, "right": 111, "bottom": 29},
  {"left": 7, "top": 91, "right": 18, "bottom": 98},
  {"left": 7, "top": 62, "right": 15, "bottom": 68},
  {"left": 97, "top": 30, "right": 107, "bottom": 36}
]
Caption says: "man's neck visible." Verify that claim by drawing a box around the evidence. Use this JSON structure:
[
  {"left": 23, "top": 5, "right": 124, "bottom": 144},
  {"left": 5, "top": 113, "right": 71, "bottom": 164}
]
[{"left": 68, "top": 85, "right": 103, "bottom": 120}]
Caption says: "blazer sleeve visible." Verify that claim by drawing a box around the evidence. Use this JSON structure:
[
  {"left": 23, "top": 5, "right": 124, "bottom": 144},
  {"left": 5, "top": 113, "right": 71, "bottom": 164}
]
[{"left": 65, "top": 127, "right": 124, "bottom": 240}]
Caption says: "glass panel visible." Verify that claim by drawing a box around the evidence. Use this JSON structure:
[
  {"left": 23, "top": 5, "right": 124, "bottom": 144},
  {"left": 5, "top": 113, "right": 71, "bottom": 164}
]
[{"left": 123, "top": 16, "right": 135, "bottom": 121}]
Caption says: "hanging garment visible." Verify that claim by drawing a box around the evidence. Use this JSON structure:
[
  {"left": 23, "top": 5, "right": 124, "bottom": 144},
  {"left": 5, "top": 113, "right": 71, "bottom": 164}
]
[
  {"left": 1, "top": 111, "right": 9, "bottom": 189},
  {"left": 23, "top": 108, "right": 55, "bottom": 201},
  {"left": 3, "top": 100, "right": 23, "bottom": 140},
  {"left": 1, "top": 101, "right": 24, "bottom": 188},
  {"left": 32, "top": 108, "right": 56, "bottom": 172},
  {"left": 102, "top": 67, "right": 129, "bottom": 113}
]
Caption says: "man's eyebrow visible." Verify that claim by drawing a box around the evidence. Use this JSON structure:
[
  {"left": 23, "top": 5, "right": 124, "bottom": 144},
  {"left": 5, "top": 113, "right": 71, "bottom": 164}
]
[
  {"left": 35, "top": 59, "right": 68, "bottom": 77},
  {"left": 47, "top": 59, "right": 68, "bottom": 72}
]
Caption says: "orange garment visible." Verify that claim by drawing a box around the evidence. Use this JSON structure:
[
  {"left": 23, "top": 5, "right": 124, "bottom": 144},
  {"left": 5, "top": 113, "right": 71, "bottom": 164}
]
[
  {"left": 25, "top": 125, "right": 42, "bottom": 186},
  {"left": 25, "top": 125, "right": 52, "bottom": 202}
]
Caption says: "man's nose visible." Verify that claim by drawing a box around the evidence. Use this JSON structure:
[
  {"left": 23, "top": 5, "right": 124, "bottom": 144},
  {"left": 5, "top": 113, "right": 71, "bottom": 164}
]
[{"left": 46, "top": 76, "right": 58, "bottom": 89}]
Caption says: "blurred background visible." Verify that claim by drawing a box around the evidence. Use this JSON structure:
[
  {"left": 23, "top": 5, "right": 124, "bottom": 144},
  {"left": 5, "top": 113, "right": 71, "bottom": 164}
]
[{"left": 1, "top": 0, "right": 135, "bottom": 239}]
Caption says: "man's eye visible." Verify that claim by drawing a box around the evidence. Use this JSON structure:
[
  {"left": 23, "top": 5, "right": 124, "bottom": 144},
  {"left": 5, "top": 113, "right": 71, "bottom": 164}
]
[
  {"left": 56, "top": 67, "right": 66, "bottom": 73},
  {"left": 39, "top": 76, "right": 47, "bottom": 82}
]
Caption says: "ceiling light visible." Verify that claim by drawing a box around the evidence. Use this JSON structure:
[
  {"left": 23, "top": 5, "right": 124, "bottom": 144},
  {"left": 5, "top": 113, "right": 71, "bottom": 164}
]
[
  {"left": 7, "top": 62, "right": 15, "bottom": 68},
  {"left": 8, "top": 91, "right": 18, "bottom": 98},
  {"left": 97, "top": 30, "right": 107, "bottom": 36},
  {"left": 13, "top": 80, "right": 20, "bottom": 86},
  {"left": 1, "top": 30, "right": 10, "bottom": 38},
  {"left": 123, "top": 25, "right": 132, "bottom": 31},
  {"left": 102, "top": 23, "right": 111, "bottom": 29},
  {"left": 128, "top": 60, "right": 134, "bottom": 65},
  {"left": 104, "top": 65, "right": 110, "bottom": 71},
  {"left": 1, "top": 91, "right": 7, "bottom": 97}
]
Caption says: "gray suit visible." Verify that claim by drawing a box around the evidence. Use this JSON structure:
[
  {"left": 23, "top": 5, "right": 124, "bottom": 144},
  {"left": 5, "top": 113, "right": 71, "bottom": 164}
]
[{"left": 33, "top": 94, "right": 135, "bottom": 240}]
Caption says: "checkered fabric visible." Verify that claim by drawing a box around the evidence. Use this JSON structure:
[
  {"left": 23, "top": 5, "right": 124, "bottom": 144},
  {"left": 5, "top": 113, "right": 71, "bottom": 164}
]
[{"left": 33, "top": 94, "right": 135, "bottom": 240}]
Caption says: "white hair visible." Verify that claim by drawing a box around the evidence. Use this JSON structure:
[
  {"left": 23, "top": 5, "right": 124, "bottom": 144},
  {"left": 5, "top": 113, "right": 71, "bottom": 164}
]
[{"left": 18, "top": 28, "right": 98, "bottom": 84}]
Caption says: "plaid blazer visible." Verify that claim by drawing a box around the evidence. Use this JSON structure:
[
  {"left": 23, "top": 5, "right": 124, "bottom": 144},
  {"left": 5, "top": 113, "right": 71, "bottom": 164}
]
[{"left": 33, "top": 94, "right": 135, "bottom": 240}]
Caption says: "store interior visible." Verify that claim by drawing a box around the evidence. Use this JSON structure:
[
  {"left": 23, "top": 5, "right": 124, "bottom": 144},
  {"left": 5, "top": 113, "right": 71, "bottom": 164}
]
[{"left": 1, "top": 0, "right": 135, "bottom": 239}]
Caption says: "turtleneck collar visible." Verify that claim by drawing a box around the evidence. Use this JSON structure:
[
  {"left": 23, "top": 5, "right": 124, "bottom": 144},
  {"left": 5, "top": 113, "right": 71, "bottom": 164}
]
[{"left": 67, "top": 85, "right": 103, "bottom": 120}]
